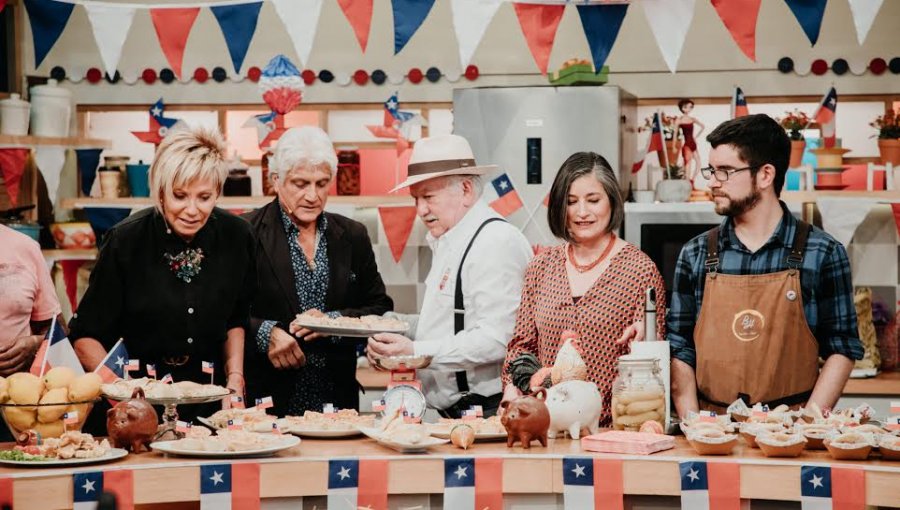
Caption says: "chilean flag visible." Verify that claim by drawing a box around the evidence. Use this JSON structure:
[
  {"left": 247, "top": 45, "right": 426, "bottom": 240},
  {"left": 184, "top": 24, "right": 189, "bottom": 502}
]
[
  {"left": 443, "top": 457, "right": 503, "bottom": 510},
  {"left": 488, "top": 173, "right": 524, "bottom": 217},
  {"left": 93, "top": 338, "right": 129, "bottom": 383},
  {"left": 679, "top": 461, "right": 740, "bottom": 510},
  {"left": 327, "top": 459, "right": 389, "bottom": 510},
  {"left": 801, "top": 466, "right": 865, "bottom": 510},
  {"left": 731, "top": 86, "right": 749, "bottom": 118},
  {"left": 633, "top": 112, "right": 665, "bottom": 173},
  {"left": 29, "top": 317, "right": 85, "bottom": 377},
  {"left": 813, "top": 87, "right": 838, "bottom": 148},
  {"left": 74, "top": 470, "right": 134, "bottom": 510},
  {"left": 563, "top": 457, "right": 624, "bottom": 510},
  {"left": 200, "top": 463, "right": 260, "bottom": 510}
]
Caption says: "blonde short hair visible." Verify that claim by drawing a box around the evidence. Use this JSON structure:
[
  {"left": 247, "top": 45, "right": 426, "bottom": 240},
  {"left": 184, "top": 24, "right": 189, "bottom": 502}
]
[
  {"left": 149, "top": 126, "right": 229, "bottom": 211},
  {"left": 270, "top": 126, "right": 338, "bottom": 180}
]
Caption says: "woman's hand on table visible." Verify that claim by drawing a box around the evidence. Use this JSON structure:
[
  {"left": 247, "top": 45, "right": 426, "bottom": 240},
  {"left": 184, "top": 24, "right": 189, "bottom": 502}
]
[
  {"left": 268, "top": 326, "right": 306, "bottom": 369},
  {"left": 617, "top": 320, "right": 646, "bottom": 344},
  {"left": 223, "top": 372, "right": 245, "bottom": 410}
]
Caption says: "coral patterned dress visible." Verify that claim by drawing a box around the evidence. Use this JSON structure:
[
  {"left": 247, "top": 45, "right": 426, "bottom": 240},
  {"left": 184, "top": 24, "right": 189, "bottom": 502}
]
[{"left": 503, "top": 243, "right": 666, "bottom": 427}]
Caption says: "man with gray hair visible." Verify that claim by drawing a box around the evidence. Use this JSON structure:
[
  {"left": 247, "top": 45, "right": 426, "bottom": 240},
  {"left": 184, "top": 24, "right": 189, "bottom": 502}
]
[
  {"left": 368, "top": 134, "right": 532, "bottom": 418},
  {"left": 244, "top": 126, "right": 393, "bottom": 416}
]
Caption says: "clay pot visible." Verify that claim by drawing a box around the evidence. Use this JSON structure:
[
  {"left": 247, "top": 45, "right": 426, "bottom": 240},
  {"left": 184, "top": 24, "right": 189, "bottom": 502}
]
[
  {"left": 500, "top": 388, "right": 550, "bottom": 449},
  {"left": 879, "top": 139, "right": 900, "bottom": 166},
  {"left": 107, "top": 388, "right": 159, "bottom": 453},
  {"left": 789, "top": 139, "right": 806, "bottom": 168}
]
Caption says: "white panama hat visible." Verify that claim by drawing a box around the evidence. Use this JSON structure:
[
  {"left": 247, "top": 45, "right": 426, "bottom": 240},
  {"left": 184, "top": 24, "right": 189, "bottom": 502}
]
[{"left": 389, "top": 134, "right": 497, "bottom": 193}]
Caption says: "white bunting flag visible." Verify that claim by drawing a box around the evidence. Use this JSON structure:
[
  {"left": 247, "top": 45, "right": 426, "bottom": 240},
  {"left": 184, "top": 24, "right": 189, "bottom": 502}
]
[
  {"left": 816, "top": 197, "right": 877, "bottom": 247},
  {"left": 848, "top": 0, "right": 884, "bottom": 45},
  {"left": 34, "top": 146, "right": 66, "bottom": 205},
  {"left": 85, "top": 4, "right": 137, "bottom": 77},
  {"left": 271, "top": 0, "right": 324, "bottom": 67},
  {"left": 450, "top": 0, "right": 503, "bottom": 69},
  {"left": 641, "top": 0, "right": 696, "bottom": 73}
]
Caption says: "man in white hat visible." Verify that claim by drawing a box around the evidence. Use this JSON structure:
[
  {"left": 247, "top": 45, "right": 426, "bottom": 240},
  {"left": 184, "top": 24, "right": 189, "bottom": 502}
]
[{"left": 368, "top": 134, "right": 532, "bottom": 418}]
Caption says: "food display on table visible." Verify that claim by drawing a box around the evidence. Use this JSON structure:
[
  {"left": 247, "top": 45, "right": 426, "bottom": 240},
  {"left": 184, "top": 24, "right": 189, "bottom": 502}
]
[
  {"left": 686, "top": 428, "right": 739, "bottom": 456},
  {"left": 449, "top": 424, "right": 476, "bottom": 450},
  {"left": 0, "top": 369, "right": 102, "bottom": 438},
  {"left": 201, "top": 408, "right": 277, "bottom": 433},
  {"left": 102, "top": 378, "right": 230, "bottom": 402},
  {"left": 280, "top": 409, "right": 374, "bottom": 437},
  {"left": 755, "top": 431, "right": 807, "bottom": 457},
  {"left": 292, "top": 311, "right": 408, "bottom": 337},
  {"left": 878, "top": 435, "right": 900, "bottom": 460},
  {"left": 151, "top": 429, "right": 300, "bottom": 457},
  {"left": 359, "top": 408, "right": 448, "bottom": 453},
  {"left": 107, "top": 388, "right": 159, "bottom": 453},
  {"left": 824, "top": 432, "right": 875, "bottom": 460},
  {"left": 429, "top": 416, "right": 505, "bottom": 440},
  {"left": 0, "top": 431, "right": 127, "bottom": 466}
]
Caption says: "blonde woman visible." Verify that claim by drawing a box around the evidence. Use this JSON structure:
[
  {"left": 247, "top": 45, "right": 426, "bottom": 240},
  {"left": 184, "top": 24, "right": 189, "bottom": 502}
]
[{"left": 71, "top": 126, "right": 256, "bottom": 416}]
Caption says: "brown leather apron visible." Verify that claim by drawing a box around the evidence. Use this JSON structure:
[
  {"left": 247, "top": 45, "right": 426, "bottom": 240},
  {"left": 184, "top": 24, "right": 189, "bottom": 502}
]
[{"left": 693, "top": 222, "right": 819, "bottom": 414}]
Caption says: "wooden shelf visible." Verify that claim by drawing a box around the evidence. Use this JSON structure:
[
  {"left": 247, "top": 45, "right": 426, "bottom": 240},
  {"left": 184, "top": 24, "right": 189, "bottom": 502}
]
[
  {"left": 782, "top": 190, "right": 900, "bottom": 202},
  {"left": 842, "top": 371, "right": 900, "bottom": 396},
  {"left": 0, "top": 135, "right": 112, "bottom": 149},
  {"left": 42, "top": 249, "right": 98, "bottom": 264},
  {"left": 61, "top": 195, "right": 413, "bottom": 210}
]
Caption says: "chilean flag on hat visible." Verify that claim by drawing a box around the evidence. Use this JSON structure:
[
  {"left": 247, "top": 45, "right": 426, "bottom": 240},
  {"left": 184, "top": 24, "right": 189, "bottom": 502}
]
[
  {"left": 327, "top": 459, "right": 388, "bottom": 510},
  {"left": 93, "top": 338, "right": 129, "bottom": 383},
  {"left": 200, "top": 463, "right": 260, "bottom": 510}
]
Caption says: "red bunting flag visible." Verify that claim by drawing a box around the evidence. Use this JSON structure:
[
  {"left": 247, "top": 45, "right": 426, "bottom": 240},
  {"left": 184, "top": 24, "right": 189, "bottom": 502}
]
[
  {"left": 594, "top": 458, "right": 624, "bottom": 509},
  {"left": 0, "top": 0, "right": 7, "bottom": 14},
  {"left": 233, "top": 462, "right": 261, "bottom": 510},
  {"left": 150, "top": 7, "right": 200, "bottom": 79},
  {"left": 104, "top": 470, "right": 134, "bottom": 510},
  {"left": 0, "top": 148, "right": 29, "bottom": 207},
  {"left": 358, "top": 459, "right": 388, "bottom": 510},
  {"left": 337, "top": 0, "right": 374, "bottom": 53},
  {"left": 513, "top": 4, "right": 565, "bottom": 75},
  {"left": 60, "top": 260, "right": 87, "bottom": 311},
  {"left": 711, "top": 0, "right": 762, "bottom": 62},
  {"left": 378, "top": 206, "right": 417, "bottom": 263},
  {"left": 0, "top": 477, "right": 12, "bottom": 509},
  {"left": 475, "top": 458, "right": 503, "bottom": 510}
]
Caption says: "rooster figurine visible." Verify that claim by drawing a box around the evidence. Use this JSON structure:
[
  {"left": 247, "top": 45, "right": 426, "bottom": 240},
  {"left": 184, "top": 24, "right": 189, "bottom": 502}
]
[{"left": 508, "top": 330, "right": 588, "bottom": 392}]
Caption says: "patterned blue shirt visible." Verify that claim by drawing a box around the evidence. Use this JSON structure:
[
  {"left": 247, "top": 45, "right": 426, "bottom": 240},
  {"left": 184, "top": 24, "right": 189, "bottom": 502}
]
[
  {"left": 666, "top": 201, "right": 863, "bottom": 368},
  {"left": 256, "top": 208, "right": 340, "bottom": 414}
]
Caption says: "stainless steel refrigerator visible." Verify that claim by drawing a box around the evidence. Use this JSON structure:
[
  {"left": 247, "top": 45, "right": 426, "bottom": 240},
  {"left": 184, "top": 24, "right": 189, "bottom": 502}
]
[{"left": 453, "top": 86, "right": 637, "bottom": 244}]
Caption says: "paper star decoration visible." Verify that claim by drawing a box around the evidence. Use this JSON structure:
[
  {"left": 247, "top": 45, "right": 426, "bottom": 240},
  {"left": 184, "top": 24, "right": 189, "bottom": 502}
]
[
  {"left": 82, "top": 479, "right": 96, "bottom": 493},
  {"left": 809, "top": 474, "right": 823, "bottom": 489},
  {"left": 242, "top": 111, "right": 286, "bottom": 150},
  {"left": 132, "top": 99, "right": 181, "bottom": 146}
]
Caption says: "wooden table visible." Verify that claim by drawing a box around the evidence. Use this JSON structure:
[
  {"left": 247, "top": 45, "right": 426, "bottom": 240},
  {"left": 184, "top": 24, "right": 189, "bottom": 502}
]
[{"left": 2, "top": 436, "right": 899, "bottom": 508}]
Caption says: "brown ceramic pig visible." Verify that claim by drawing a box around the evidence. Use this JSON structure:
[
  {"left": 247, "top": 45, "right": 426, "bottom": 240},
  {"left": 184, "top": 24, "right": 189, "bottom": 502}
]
[
  {"left": 500, "top": 388, "right": 550, "bottom": 449},
  {"left": 107, "top": 388, "right": 158, "bottom": 453}
]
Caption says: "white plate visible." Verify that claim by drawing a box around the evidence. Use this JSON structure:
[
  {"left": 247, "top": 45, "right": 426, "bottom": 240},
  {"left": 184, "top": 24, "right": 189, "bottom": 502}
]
[
  {"left": 0, "top": 448, "right": 128, "bottom": 467},
  {"left": 293, "top": 320, "right": 408, "bottom": 338},
  {"left": 287, "top": 427, "right": 363, "bottom": 438},
  {"left": 150, "top": 436, "right": 300, "bottom": 458},
  {"left": 429, "top": 428, "right": 508, "bottom": 441},
  {"left": 358, "top": 427, "right": 449, "bottom": 453}
]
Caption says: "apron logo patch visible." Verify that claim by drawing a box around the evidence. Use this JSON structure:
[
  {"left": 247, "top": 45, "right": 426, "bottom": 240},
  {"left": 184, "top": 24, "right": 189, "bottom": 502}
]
[{"left": 732, "top": 309, "right": 765, "bottom": 342}]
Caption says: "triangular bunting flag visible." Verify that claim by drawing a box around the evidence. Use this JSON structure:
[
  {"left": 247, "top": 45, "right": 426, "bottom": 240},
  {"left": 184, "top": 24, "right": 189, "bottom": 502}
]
[
  {"left": 641, "top": 0, "right": 695, "bottom": 73},
  {"left": 848, "top": 0, "right": 884, "bottom": 45},
  {"left": 85, "top": 4, "right": 136, "bottom": 77},
  {"left": 149, "top": 7, "right": 200, "bottom": 79},
  {"left": 513, "top": 3, "right": 565, "bottom": 75},
  {"left": 211, "top": 2, "right": 262, "bottom": 73},
  {"left": 450, "top": 0, "right": 502, "bottom": 69},
  {"left": 60, "top": 260, "right": 86, "bottom": 312},
  {"left": 783, "top": 0, "right": 828, "bottom": 46},
  {"left": 0, "top": 148, "right": 29, "bottom": 207},
  {"left": 378, "top": 206, "right": 417, "bottom": 263},
  {"left": 393, "top": 0, "right": 436, "bottom": 55},
  {"left": 271, "top": 0, "right": 324, "bottom": 67},
  {"left": 34, "top": 146, "right": 66, "bottom": 204},
  {"left": 23, "top": 0, "right": 75, "bottom": 68},
  {"left": 816, "top": 197, "right": 875, "bottom": 247},
  {"left": 576, "top": 3, "right": 628, "bottom": 73},
  {"left": 337, "top": 0, "right": 374, "bottom": 53},
  {"left": 75, "top": 148, "right": 103, "bottom": 196},
  {"left": 711, "top": 0, "right": 761, "bottom": 61}
]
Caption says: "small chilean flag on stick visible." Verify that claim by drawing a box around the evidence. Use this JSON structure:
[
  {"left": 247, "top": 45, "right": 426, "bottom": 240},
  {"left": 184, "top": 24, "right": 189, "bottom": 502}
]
[
  {"left": 327, "top": 459, "right": 388, "bottom": 510},
  {"left": 202, "top": 361, "right": 214, "bottom": 383},
  {"left": 563, "top": 457, "right": 624, "bottom": 510},
  {"left": 812, "top": 87, "right": 838, "bottom": 148},
  {"left": 444, "top": 457, "right": 503, "bottom": 510},
  {"left": 200, "top": 463, "right": 261, "bottom": 510},
  {"left": 488, "top": 173, "right": 524, "bottom": 217},
  {"left": 93, "top": 339, "right": 129, "bottom": 383},
  {"left": 732, "top": 86, "right": 749, "bottom": 118}
]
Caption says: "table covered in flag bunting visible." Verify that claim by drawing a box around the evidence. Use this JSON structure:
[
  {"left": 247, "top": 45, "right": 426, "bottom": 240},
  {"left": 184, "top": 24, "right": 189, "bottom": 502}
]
[{"left": 0, "top": 435, "right": 898, "bottom": 509}]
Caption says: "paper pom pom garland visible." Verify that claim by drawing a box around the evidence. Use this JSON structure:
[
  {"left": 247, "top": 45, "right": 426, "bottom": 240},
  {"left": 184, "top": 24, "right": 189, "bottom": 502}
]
[
  {"left": 318, "top": 70, "right": 334, "bottom": 83},
  {"left": 86, "top": 68, "right": 103, "bottom": 84},
  {"left": 870, "top": 58, "right": 887, "bottom": 75},
  {"left": 142, "top": 68, "right": 158, "bottom": 84},
  {"left": 371, "top": 69, "right": 387, "bottom": 85},
  {"left": 259, "top": 55, "right": 304, "bottom": 115},
  {"left": 831, "top": 58, "right": 849, "bottom": 75},
  {"left": 50, "top": 66, "right": 66, "bottom": 81},
  {"left": 159, "top": 68, "right": 176, "bottom": 83},
  {"left": 425, "top": 67, "right": 441, "bottom": 83},
  {"left": 890, "top": 58, "right": 900, "bottom": 74},
  {"left": 408, "top": 68, "right": 423, "bottom": 84},
  {"left": 212, "top": 67, "right": 228, "bottom": 82},
  {"left": 247, "top": 66, "right": 262, "bottom": 82},
  {"left": 193, "top": 68, "right": 209, "bottom": 83},
  {"left": 810, "top": 59, "right": 828, "bottom": 75},
  {"left": 353, "top": 69, "right": 369, "bottom": 85},
  {"left": 301, "top": 70, "right": 317, "bottom": 85},
  {"left": 105, "top": 71, "right": 121, "bottom": 84},
  {"left": 465, "top": 65, "right": 480, "bottom": 80}
]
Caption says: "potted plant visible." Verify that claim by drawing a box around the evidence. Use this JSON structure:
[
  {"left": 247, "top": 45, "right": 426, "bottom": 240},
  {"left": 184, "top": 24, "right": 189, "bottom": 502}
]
[
  {"left": 641, "top": 114, "right": 681, "bottom": 168},
  {"left": 870, "top": 108, "right": 900, "bottom": 165},
  {"left": 655, "top": 164, "right": 691, "bottom": 202},
  {"left": 778, "top": 110, "right": 810, "bottom": 168}
]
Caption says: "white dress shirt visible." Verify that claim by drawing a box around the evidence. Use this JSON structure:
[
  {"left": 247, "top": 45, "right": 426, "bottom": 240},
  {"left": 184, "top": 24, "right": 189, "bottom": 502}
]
[{"left": 412, "top": 200, "right": 533, "bottom": 410}]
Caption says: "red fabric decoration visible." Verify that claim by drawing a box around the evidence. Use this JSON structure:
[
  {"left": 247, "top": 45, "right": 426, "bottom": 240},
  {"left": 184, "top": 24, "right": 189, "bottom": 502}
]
[
  {"left": 378, "top": 206, "right": 417, "bottom": 263},
  {"left": 142, "top": 68, "right": 158, "bottom": 84},
  {"left": 811, "top": 59, "right": 829, "bottom": 75},
  {"left": 465, "top": 65, "right": 479, "bottom": 80},
  {"left": 0, "top": 477, "right": 12, "bottom": 510},
  {"left": 710, "top": 0, "right": 762, "bottom": 62},
  {"left": 0, "top": 148, "right": 29, "bottom": 207},
  {"left": 408, "top": 68, "right": 423, "bottom": 84},
  {"left": 247, "top": 66, "right": 262, "bottom": 82},
  {"left": 870, "top": 57, "right": 887, "bottom": 75},
  {"left": 193, "top": 67, "right": 209, "bottom": 83},
  {"left": 132, "top": 116, "right": 167, "bottom": 146},
  {"left": 301, "top": 69, "right": 317, "bottom": 85},
  {"left": 513, "top": 4, "right": 565, "bottom": 75},
  {"left": 353, "top": 69, "right": 369, "bottom": 85},
  {"left": 337, "top": 0, "right": 374, "bottom": 52},
  {"left": 149, "top": 7, "right": 201, "bottom": 79},
  {"left": 86, "top": 68, "right": 103, "bottom": 84},
  {"left": 60, "top": 260, "right": 86, "bottom": 311}
]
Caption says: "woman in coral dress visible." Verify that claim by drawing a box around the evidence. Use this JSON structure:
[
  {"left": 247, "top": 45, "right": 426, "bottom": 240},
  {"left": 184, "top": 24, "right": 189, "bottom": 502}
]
[{"left": 678, "top": 99, "right": 705, "bottom": 185}]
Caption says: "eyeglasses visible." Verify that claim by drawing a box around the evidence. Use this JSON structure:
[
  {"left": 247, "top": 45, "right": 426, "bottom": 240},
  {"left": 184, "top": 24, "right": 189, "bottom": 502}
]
[{"left": 700, "top": 165, "right": 758, "bottom": 182}]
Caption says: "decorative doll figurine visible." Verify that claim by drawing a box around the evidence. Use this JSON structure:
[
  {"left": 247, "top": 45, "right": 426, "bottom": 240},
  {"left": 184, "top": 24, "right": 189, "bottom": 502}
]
[{"left": 677, "top": 99, "right": 705, "bottom": 185}]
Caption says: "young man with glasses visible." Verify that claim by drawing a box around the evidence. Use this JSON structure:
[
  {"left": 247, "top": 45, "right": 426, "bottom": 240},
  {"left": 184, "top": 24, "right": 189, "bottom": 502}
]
[{"left": 667, "top": 114, "right": 863, "bottom": 419}]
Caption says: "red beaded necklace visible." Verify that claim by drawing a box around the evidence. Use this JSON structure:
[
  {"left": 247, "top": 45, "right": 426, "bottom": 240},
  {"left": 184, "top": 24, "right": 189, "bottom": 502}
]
[{"left": 567, "top": 233, "right": 616, "bottom": 273}]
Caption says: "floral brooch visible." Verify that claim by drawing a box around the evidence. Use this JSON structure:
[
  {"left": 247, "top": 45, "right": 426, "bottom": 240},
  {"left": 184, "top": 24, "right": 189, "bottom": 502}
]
[{"left": 164, "top": 248, "right": 204, "bottom": 283}]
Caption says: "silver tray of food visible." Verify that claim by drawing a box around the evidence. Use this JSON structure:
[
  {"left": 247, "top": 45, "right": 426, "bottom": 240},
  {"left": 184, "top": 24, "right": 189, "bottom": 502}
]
[{"left": 293, "top": 313, "right": 408, "bottom": 338}]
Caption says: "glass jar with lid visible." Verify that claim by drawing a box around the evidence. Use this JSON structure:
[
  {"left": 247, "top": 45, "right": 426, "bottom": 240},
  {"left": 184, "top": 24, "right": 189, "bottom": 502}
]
[
  {"left": 336, "top": 146, "right": 361, "bottom": 196},
  {"left": 611, "top": 355, "right": 666, "bottom": 431}
]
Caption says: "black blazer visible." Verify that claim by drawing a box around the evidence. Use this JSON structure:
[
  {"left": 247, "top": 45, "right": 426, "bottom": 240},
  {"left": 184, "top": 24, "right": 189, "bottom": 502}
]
[{"left": 243, "top": 199, "right": 393, "bottom": 415}]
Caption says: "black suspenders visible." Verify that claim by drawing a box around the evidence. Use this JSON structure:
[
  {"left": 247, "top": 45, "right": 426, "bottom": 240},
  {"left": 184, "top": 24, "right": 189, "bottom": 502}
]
[{"left": 453, "top": 217, "right": 507, "bottom": 395}]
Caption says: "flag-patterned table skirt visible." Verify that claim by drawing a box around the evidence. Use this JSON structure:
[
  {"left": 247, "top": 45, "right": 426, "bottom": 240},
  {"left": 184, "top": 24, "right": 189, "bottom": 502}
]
[{"left": 0, "top": 436, "right": 897, "bottom": 509}]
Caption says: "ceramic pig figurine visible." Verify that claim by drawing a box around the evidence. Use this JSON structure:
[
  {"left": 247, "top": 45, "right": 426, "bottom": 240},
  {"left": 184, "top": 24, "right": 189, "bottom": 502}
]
[
  {"left": 107, "top": 388, "right": 158, "bottom": 453},
  {"left": 546, "top": 380, "right": 603, "bottom": 440},
  {"left": 500, "top": 388, "right": 550, "bottom": 449}
]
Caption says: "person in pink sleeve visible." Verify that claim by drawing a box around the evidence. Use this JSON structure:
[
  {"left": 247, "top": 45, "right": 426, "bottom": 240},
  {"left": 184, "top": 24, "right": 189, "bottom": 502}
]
[{"left": 0, "top": 224, "right": 62, "bottom": 375}]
